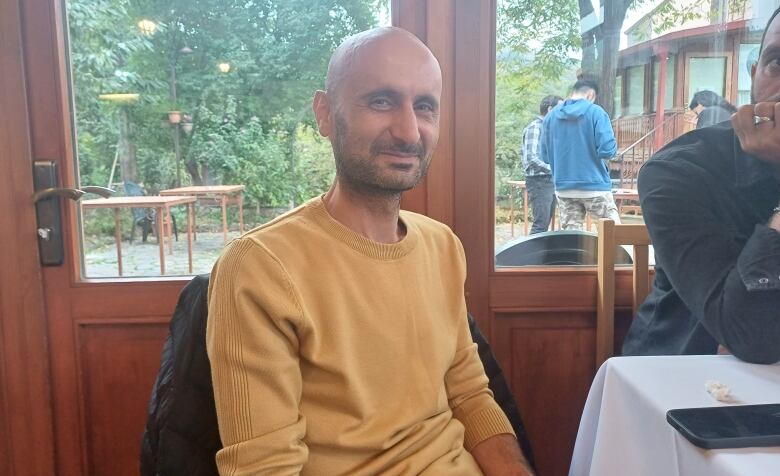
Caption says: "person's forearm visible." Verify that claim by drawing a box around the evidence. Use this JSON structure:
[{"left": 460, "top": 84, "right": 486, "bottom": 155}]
[
  {"left": 699, "top": 226, "right": 780, "bottom": 364},
  {"left": 470, "top": 433, "right": 534, "bottom": 476},
  {"left": 528, "top": 154, "right": 550, "bottom": 169}
]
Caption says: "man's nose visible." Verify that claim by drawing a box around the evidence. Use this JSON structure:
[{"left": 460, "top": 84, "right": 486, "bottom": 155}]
[{"left": 389, "top": 103, "right": 421, "bottom": 145}]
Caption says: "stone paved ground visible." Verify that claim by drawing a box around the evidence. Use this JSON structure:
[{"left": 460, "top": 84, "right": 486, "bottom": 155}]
[{"left": 84, "top": 231, "right": 239, "bottom": 278}]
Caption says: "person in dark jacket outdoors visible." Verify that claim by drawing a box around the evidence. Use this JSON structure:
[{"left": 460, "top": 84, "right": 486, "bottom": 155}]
[
  {"left": 688, "top": 89, "right": 738, "bottom": 129},
  {"left": 520, "top": 95, "right": 563, "bottom": 234},
  {"left": 540, "top": 79, "right": 620, "bottom": 230},
  {"left": 622, "top": 6, "right": 780, "bottom": 364}
]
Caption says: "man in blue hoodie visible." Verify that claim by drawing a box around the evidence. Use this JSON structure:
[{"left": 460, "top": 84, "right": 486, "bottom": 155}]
[{"left": 540, "top": 79, "right": 620, "bottom": 230}]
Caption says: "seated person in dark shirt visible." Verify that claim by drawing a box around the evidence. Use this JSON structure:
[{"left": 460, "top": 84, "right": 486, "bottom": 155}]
[
  {"left": 623, "top": 7, "right": 780, "bottom": 364},
  {"left": 688, "top": 90, "right": 737, "bottom": 129}
]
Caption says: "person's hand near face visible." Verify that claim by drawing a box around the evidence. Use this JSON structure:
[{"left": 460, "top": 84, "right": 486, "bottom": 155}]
[
  {"left": 731, "top": 101, "right": 780, "bottom": 166},
  {"left": 732, "top": 13, "right": 780, "bottom": 166}
]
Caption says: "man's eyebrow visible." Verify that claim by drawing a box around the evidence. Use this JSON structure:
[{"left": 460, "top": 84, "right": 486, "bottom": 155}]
[{"left": 360, "top": 88, "right": 401, "bottom": 101}]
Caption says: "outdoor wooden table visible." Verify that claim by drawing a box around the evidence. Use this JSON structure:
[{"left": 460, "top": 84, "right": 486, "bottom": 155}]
[
  {"left": 81, "top": 195, "right": 196, "bottom": 276},
  {"left": 159, "top": 185, "right": 245, "bottom": 244},
  {"left": 613, "top": 188, "right": 640, "bottom": 215}
]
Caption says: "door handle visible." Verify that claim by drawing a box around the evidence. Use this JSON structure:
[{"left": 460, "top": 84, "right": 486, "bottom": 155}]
[
  {"left": 32, "top": 161, "right": 81, "bottom": 266},
  {"left": 32, "top": 187, "right": 85, "bottom": 203},
  {"left": 80, "top": 186, "right": 115, "bottom": 198},
  {"left": 31, "top": 186, "right": 114, "bottom": 202},
  {"left": 32, "top": 161, "right": 117, "bottom": 266}
]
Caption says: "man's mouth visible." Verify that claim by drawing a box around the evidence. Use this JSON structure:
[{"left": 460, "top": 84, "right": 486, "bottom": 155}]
[{"left": 379, "top": 151, "right": 420, "bottom": 159}]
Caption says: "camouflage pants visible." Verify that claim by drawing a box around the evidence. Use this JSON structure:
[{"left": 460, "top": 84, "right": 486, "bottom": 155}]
[{"left": 556, "top": 192, "right": 620, "bottom": 230}]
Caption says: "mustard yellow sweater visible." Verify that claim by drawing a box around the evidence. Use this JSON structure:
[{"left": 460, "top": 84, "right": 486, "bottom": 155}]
[{"left": 207, "top": 197, "right": 514, "bottom": 475}]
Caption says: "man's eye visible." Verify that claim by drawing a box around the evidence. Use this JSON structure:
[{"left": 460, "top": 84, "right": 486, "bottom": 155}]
[
  {"left": 768, "top": 58, "right": 780, "bottom": 71},
  {"left": 370, "top": 98, "right": 392, "bottom": 109},
  {"left": 416, "top": 103, "right": 435, "bottom": 113}
]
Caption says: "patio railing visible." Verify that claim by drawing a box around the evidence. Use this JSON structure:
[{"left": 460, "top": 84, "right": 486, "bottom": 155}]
[{"left": 611, "top": 110, "right": 688, "bottom": 188}]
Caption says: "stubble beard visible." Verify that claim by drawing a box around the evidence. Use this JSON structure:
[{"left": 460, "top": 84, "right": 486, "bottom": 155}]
[{"left": 331, "top": 114, "right": 431, "bottom": 197}]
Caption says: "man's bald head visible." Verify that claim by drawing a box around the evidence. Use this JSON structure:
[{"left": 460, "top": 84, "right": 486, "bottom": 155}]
[
  {"left": 312, "top": 26, "right": 442, "bottom": 197},
  {"left": 324, "top": 27, "right": 440, "bottom": 106}
]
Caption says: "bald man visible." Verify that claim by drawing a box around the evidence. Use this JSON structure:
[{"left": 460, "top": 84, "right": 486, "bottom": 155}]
[{"left": 207, "top": 27, "right": 533, "bottom": 475}]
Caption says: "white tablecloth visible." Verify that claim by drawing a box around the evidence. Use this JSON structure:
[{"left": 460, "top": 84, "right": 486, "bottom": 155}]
[{"left": 569, "top": 355, "right": 780, "bottom": 476}]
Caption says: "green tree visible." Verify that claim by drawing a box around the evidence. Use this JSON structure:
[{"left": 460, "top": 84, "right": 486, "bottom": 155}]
[
  {"left": 495, "top": 52, "right": 574, "bottom": 200},
  {"left": 68, "top": 0, "right": 387, "bottom": 207},
  {"left": 499, "top": 0, "right": 646, "bottom": 116}
]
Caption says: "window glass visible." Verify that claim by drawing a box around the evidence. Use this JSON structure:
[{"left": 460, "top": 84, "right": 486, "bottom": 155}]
[
  {"left": 495, "top": 0, "right": 775, "bottom": 267},
  {"left": 627, "top": 65, "right": 646, "bottom": 115},
  {"left": 688, "top": 56, "right": 727, "bottom": 101},
  {"left": 67, "top": 0, "right": 390, "bottom": 278}
]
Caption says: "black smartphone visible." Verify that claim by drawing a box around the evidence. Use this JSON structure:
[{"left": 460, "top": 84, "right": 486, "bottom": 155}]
[{"left": 666, "top": 404, "right": 780, "bottom": 449}]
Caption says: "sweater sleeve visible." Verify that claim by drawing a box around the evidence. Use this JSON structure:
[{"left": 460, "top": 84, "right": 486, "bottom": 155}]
[
  {"left": 207, "top": 238, "right": 309, "bottom": 475},
  {"left": 444, "top": 239, "right": 515, "bottom": 450}
]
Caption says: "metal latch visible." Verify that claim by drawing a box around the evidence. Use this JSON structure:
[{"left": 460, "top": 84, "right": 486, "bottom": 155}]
[{"left": 32, "top": 161, "right": 114, "bottom": 266}]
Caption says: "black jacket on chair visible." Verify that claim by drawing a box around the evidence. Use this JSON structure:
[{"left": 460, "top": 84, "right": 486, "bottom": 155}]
[{"left": 140, "top": 274, "right": 535, "bottom": 475}]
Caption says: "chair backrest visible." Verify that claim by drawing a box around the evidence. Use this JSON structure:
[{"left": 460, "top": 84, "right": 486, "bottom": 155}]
[{"left": 596, "top": 219, "right": 652, "bottom": 367}]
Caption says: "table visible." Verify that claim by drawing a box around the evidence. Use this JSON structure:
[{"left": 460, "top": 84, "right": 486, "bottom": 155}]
[
  {"left": 613, "top": 188, "right": 641, "bottom": 215},
  {"left": 159, "top": 185, "right": 245, "bottom": 244},
  {"left": 82, "top": 195, "right": 196, "bottom": 276},
  {"left": 570, "top": 355, "right": 780, "bottom": 476}
]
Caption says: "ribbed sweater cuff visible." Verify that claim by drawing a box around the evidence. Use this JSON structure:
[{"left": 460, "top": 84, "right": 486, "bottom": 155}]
[{"left": 460, "top": 406, "right": 516, "bottom": 451}]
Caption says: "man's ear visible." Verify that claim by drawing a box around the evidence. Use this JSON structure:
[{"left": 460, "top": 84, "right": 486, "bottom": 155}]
[
  {"left": 313, "top": 90, "right": 333, "bottom": 138},
  {"left": 750, "top": 61, "right": 758, "bottom": 82}
]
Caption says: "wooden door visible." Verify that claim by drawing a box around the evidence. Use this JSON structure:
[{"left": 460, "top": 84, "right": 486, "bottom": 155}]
[{"left": 0, "top": 0, "right": 193, "bottom": 474}]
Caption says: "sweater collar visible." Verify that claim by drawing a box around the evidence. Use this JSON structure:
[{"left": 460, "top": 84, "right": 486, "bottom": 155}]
[{"left": 308, "top": 196, "right": 419, "bottom": 260}]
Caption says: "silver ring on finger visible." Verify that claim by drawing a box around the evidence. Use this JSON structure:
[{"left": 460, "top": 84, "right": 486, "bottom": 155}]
[{"left": 754, "top": 115, "right": 774, "bottom": 125}]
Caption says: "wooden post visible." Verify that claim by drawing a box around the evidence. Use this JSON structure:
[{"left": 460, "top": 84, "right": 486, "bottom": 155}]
[
  {"left": 653, "top": 45, "right": 669, "bottom": 152},
  {"left": 113, "top": 208, "right": 123, "bottom": 276}
]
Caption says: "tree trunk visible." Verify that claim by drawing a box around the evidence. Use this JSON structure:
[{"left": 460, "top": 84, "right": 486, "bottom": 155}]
[
  {"left": 595, "top": 0, "right": 631, "bottom": 117},
  {"left": 201, "top": 164, "right": 213, "bottom": 185},
  {"left": 579, "top": 0, "right": 599, "bottom": 77},
  {"left": 599, "top": 27, "right": 621, "bottom": 117},
  {"left": 185, "top": 157, "right": 203, "bottom": 185}
]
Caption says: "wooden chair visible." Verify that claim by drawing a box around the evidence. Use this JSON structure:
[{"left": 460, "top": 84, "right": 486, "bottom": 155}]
[{"left": 596, "top": 219, "right": 652, "bottom": 367}]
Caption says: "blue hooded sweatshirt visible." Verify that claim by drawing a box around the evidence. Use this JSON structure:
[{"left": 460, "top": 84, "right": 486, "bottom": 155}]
[{"left": 540, "top": 98, "right": 617, "bottom": 192}]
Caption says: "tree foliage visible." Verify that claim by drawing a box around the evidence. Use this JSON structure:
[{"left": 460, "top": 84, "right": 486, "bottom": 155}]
[
  {"left": 68, "top": 0, "right": 387, "bottom": 207},
  {"left": 499, "top": 0, "right": 645, "bottom": 116}
]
